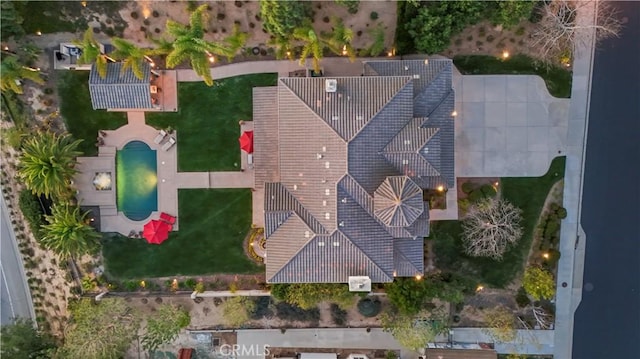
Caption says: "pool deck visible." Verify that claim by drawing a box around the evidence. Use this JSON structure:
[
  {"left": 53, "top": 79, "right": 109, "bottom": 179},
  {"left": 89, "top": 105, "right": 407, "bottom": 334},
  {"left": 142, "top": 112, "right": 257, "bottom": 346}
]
[{"left": 75, "top": 112, "right": 256, "bottom": 236}]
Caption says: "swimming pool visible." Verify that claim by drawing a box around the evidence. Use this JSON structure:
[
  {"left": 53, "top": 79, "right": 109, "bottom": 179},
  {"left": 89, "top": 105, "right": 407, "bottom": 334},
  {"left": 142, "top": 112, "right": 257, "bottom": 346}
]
[{"left": 116, "top": 141, "right": 158, "bottom": 221}]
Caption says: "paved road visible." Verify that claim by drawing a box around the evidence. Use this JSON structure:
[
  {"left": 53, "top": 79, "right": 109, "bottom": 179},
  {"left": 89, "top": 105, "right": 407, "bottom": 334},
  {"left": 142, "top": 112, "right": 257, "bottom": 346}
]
[
  {"left": 573, "top": 2, "right": 640, "bottom": 358},
  {"left": 0, "top": 196, "right": 35, "bottom": 324}
]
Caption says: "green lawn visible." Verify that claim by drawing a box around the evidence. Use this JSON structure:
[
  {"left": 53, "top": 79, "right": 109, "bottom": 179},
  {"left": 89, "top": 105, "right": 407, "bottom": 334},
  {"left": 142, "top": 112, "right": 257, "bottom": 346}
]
[
  {"left": 146, "top": 74, "right": 277, "bottom": 172},
  {"left": 453, "top": 55, "right": 573, "bottom": 98},
  {"left": 431, "top": 157, "right": 566, "bottom": 287},
  {"left": 58, "top": 71, "right": 127, "bottom": 156},
  {"left": 102, "top": 189, "right": 261, "bottom": 278}
]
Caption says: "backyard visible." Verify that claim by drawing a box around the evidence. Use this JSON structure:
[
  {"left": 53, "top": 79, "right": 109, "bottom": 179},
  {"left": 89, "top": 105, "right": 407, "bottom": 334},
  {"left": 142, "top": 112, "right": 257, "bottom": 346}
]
[
  {"left": 146, "top": 74, "right": 277, "bottom": 172},
  {"left": 102, "top": 188, "right": 260, "bottom": 278},
  {"left": 431, "top": 156, "right": 566, "bottom": 288},
  {"left": 58, "top": 71, "right": 128, "bottom": 155},
  {"left": 57, "top": 73, "right": 274, "bottom": 279}
]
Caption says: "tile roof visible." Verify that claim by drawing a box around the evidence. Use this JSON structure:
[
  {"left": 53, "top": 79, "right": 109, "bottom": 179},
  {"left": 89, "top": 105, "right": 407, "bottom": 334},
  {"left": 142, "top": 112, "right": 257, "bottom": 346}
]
[
  {"left": 256, "top": 59, "right": 454, "bottom": 283},
  {"left": 88, "top": 62, "right": 152, "bottom": 110}
]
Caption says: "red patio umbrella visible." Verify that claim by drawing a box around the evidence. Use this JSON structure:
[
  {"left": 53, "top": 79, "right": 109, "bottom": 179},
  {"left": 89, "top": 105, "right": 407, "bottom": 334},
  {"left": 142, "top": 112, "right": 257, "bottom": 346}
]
[
  {"left": 239, "top": 130, "right": 254, "bottom": 154},
  {"left": 142, "top": 219, "right": 171, "bottom": 245}
]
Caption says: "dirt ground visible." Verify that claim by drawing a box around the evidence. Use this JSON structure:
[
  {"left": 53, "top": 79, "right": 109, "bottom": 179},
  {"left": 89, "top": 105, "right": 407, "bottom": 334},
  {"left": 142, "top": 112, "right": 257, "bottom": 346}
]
[
  {"left": 120, "top": 1, "right": 396, "bottom": 52},
  {"left": 445, "top": 20, "right": 539, "bottom": 59}
]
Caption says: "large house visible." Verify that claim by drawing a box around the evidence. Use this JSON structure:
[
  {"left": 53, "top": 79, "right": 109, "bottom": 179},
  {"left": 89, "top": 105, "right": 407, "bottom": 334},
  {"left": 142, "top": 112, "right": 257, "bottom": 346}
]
[{"left": 253, "top": 59, "right": 455, "bottom": 284}]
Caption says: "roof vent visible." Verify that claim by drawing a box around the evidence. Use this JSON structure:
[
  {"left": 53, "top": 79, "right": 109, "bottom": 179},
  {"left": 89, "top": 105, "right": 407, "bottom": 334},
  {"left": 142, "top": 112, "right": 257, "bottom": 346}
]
[
  {"left": 322, "top": 146, "right": 327, "bottom": 152},
  {"left": 402, "top": 159, "right": 409, "bottom": 165},
  {"left": 316, "top": 153, "right": 323, "bottom": 159},
  {"left": 325, "top": 212, "right": 330, "bottom": 220},
  {"left": 318, "top": 241, "right": 325, "bottom": 246},
  {"left": 424, "top": 59, "right": 429, "bottom": 65},
  {"left": 325, "top": 79, "right": 338, "bottom": 92},
  {"left": 356, "top": 115, "right": 363, "bottom": 121},
  {"left": 424, "top": 147, "right": 429, "bottom": 153},
  {"left": 323, "top": 200, "right": 327, "bottom": 206},
  {"left": 404, "top": 139, "right": 411, "bottom": 145},
  {"left": 321, "top": 178, "right": 327, "bottom": 183},
  {"left": 325, "top": 162, "right": 330, "bottom": 169},
  {"left": 341, "top": 197, "right": 347, "bottom": 203},
  {"left": 413, "top": 74, "right": 420, "bottom": 79},
  {"left": 325, "top": 189, "right": 330, "bottom": 196},
  {"left": 331, "top": 115, "right": 339, "bottom": 121},
  {"left": 332, "top": 242, "right": 340, "bottom": 247},
  {"left": 293, "top": 184, "right": 298, "bottom": 190},
  {"left": 404, "top": 66, "right": 409, "bottom": 71},
  {"left": 339, "top": 221, "right": 345, "bottom": 227},
  {"left": 304, "top": 231, "right": 310, "bottom": 238}
]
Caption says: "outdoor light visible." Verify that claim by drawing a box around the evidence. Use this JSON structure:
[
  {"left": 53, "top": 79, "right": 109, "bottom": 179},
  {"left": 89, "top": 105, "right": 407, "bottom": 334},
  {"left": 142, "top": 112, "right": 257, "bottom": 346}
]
[
  {"left": 140, "top": 280, "right": 146, "bottom": 288},
  {"left": 36, "top": 31, "right": 42, "bottom": 36},
  {"left": 476, "top": 285, "right": 484, "bottom": 292},
  {"left": 494, "top": 181, "right": 499, "bottom": 186},
  {"left": 543, "top": 253, "right": 550, "bottom": 259},
  {"left": 3, "top": 46, "right": 8, "bottom": 51},
  {"left": 451, "top": 110, "right": 457, "bottom": 117},
  {"left": 81, "top": 1, "right": 87, "bottom": 7},
  {"left": 150, "top": 62, "right": 155, "bottom": 68},
  {"left": 387, "top": 51, "right": 393, "bottom": 57},
  {"left": 437, "top": 185, "right": 444, "bottom": 192},
  {"left": 502, "top": 51, "right": 510, "bottom": 59},
  {"left": 286, "top": 51, "right": 291, "bottom": 57},
  {"left": 209, "top": 56, "right": 215, "bottom": 63},
  {"left": 342, "top": 45, "right": 347, "bottom": 56},
  {"left": 415, "top": 274, "right": 423, "bottom": 280}
]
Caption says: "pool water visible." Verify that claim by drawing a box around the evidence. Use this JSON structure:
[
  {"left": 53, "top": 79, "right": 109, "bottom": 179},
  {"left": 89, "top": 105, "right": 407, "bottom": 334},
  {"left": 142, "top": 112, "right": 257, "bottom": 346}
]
[{"left": 116, "top": 141, "right": 158, "bottom": 221}]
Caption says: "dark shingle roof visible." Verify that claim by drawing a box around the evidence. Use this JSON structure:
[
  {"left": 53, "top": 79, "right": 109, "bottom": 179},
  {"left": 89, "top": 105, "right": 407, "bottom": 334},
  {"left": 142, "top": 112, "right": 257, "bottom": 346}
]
[
  {"left": 256, "top": 60, "right": 454, "bottom": 283},
  {"left": 88, "top": 62, "right": 152, "bottom": 110}
]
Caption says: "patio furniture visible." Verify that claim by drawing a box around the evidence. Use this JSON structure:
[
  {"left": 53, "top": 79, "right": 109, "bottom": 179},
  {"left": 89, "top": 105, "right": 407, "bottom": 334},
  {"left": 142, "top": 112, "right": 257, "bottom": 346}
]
[
  {"left": 154, "top": 130, "right": 167, "bottom": 144},
  {"left": 143, "top": 219, "right": 171, "bottom": 244},
  {"left": 239, "top": 130, "right": 253, "bottom": 153},
  {"left": 162, "top": 136, "right": 176, "bottom": 151},
  {"left": 160, "top": 212, "right": 176, "bottom": 225}
]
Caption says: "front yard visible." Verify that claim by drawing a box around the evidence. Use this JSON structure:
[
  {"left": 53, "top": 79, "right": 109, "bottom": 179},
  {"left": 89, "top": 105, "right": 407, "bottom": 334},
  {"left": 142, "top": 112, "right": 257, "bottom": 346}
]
[{"left": 431, "top": 156, "right": 566, "bottom": 288}]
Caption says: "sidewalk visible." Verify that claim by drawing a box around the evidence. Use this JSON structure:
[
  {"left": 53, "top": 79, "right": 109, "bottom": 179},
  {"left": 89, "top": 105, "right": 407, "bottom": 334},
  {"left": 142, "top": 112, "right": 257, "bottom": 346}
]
[{"left": 552, "top": 1, "right": 597, "bottom": 358}]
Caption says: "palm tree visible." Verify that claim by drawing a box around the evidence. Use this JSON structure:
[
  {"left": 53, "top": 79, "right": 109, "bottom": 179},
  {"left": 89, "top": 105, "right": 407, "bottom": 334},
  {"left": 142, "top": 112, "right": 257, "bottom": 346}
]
[
  {"left": 73, "top": 28, "right": 109, "bottom": 78},
  {"left": 224, "top": 24, "right": 248, "bottom": 62},
  {"left": 0, "top": 56, "right": 44, "bottom": 94},
  {"left": 268, "top": 36, "right": 295, "bottom": 61},
  {"left": 293, "top": 25, "right": 323, "bottom": 72},
  {"left": 110, "top": 38, "right": 153, "bottom": 80},
  {"left": 164, "top": 4, "right": 234, "bottom": 86},
  {"left": 41, "top": 203, "right": 101, "bottom": 259},
  {"left": 18, "top": 131, "right": 82, "bottom": 199},
  {"left": 321, "top": 17, "right": 356, "bottom": 61}
]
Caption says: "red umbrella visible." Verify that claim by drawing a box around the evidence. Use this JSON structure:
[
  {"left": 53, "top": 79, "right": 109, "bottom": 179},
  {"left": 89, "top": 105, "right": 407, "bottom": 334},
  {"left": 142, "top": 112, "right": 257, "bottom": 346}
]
[
  {"left": 239, "top": 130, "right": 254, "bottom": 154},
  {"left": 142, "top": 219, "right": 170, "bottom": 245}
]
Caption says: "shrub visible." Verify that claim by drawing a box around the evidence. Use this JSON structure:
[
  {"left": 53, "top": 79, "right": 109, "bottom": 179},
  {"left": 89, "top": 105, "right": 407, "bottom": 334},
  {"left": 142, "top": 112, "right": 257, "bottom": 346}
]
[
  {"left": 330, "top": 303, "right": 348, "bottom": 326},
  {"left": 515, "top": 26, "right": 525, "bottom": 36},
  {"left": 370, "top": 11, "right": 379, "bottom": 20},
  {"left": 18, "top": 189, "right": 44, "bottom": 241},
  {"left": 460, "top": 182, "right": 475, "bottom": 194},
  {"left": 556, "top": 207, "right": 568, "bottom": 219},
  {"left": 124, "top": 280, "right": 139, "bottom": 291},
  {"left": 251, "top": 296, "right": 274, "bottom": 320},
  {"left": 546, "top": 249, "right": 561, "bottom": 264},
  {"left": 486, "top": 35, "right": 495, "bottom": 43},
  {"left": 515, "top": 286, "right": 530, "bottom": 307},
  {"left": 194, "top": 282, "right": 205, "bottom": 293},
  {"left": 544, "top": 219, "right": 560, "bottom": 240},
  {"left": 480, "top": 184, "right": 497, "bottom": 198},
  {"left": 357, "top": 298, "right": 381, "bottom": 317},
  {"left": 185, "top": 278, "right": 197, "bottom": 290},
  {"left": 275, "top": 302, "right": 320, "bottom": 323},
  {"left": 131, "top": 11, "right": 139, "bottom": 19},
  {"left": 468, "top": 189, "right": 484, "bottom": 203}
]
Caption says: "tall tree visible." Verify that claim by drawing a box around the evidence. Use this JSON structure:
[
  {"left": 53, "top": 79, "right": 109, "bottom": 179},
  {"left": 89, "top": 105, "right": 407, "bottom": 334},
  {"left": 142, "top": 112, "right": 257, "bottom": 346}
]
[
  {"left": 381, "top": 309, "right": 448, "bottom": 351},
  {"left": 41, "top": 203, "right": 101, "bottom": 259},
  {"left": 110, "top": 38, "right": 152, "bottom": 80},
  {"left": 142, "top": 304, "right": 191, "bottom": 351},
  {"left": 0, "top": 0, "right": 25, "bottom": 39},
  {"left": 531, "top": 0, "right": 622, "bottom": 64},
  {"left": 59, "top": 298, "right": 139, "bottom": 359},
  {"left": 164, "top": 4, "right": 234, "bottom": 86},
  {"left": 0, "top": 318, "right": 57, "bottom": 359},
  {"left": 224, "top": 24, "right": 249, "bottom": 62},
  {"left": 0, "top": 56, "right": 44, "bottom": 94},
  {"left": 491, "top": 0, "right": 536, "bottom": 29},
  {"left": 73, "top": 28, "right": 110, "bottom": 78},
  {"left": 18, "top": 131, "right": 82, "bottom": 199},
  {"left": 523, "top": 266, "right": 556, "bottom": 301},
  {"left": 260, "top": 0, "right": 311, "bottom": 40},
  {"left": 293, "top": 25, "right": 323, "bottom": 72},
  {"left": 461, "top": 198, "right": 523, "bottom": 260},
  {"left": 482, "top": 305, "right": 517, "bottom": 342},
  {"left": 321, "top": 17, "right": 356, "bottom": 61}
]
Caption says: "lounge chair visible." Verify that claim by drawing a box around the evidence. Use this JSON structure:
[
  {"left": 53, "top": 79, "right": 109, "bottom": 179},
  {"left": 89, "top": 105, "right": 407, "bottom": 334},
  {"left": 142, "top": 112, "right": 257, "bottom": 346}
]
[
  {"left": 154, "top": 130, "right": 167, "bottom": 144},
  {"left": 160, "top": 212, "right": 176, "bottom": 225},
  {"left": 162, "top": 136, "right": 176, "bottom": 151}
]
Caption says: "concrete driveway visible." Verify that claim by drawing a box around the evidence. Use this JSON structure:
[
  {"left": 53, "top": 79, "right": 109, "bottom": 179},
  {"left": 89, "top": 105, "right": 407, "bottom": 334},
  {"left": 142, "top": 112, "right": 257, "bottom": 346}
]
[{"left": 454, "top": 74, "right": 570, "bottom": 177}]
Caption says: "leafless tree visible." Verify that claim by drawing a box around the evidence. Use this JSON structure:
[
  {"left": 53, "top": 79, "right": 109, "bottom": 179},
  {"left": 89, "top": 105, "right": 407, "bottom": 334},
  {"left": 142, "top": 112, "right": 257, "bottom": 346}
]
[
  {"left": 530, "top": 0, "right": 622, "bottom": 64},
  {"left": 462, "top": 198, "right": 523, "bottom": 260},
  {"left": 532, "top": 305, "right": 554, "bottom": 329}
]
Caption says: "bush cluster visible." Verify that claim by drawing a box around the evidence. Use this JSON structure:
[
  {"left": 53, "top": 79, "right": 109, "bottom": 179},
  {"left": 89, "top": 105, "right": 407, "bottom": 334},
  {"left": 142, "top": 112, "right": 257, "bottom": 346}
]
[
  {"left": 251, "top": 296, "right": 274, "bottom": 320},
  {"left": 18, "top": 189, "right": 45, "bottom": 241},
  {"left": 459, "top": 182, "right": 497, "bottom": 212},
  {"left": 538, "top": 203, "right": 567, "bottom": 259},
  {"left": 275, "top": 302, "right": 320, "bottom": 323},
  {"left": 357, "top": 297, "right": 382, "bottom": 317},
  {"left": 330, "top": 303, "right": 348, "bottom": 326}
]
